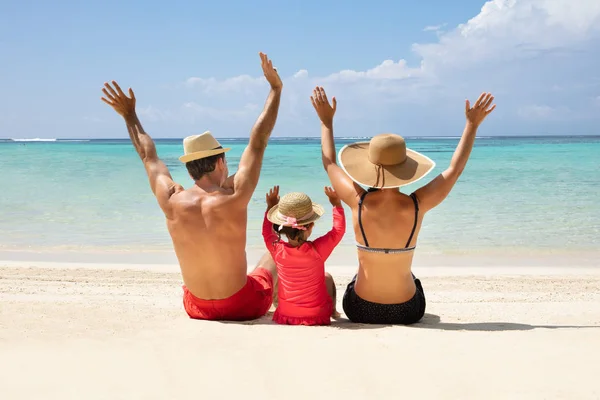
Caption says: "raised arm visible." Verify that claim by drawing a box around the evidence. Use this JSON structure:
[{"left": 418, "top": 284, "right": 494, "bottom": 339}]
[
  {"left": 414, "top": 92, "right": 496, "bottom": 212},
  {"left": 262, "top": 186, "right": 280, "bottom": 252},
  {"left": 312, "top": 187, "right": 346, "bottom": 260},
  {"left": 231, "top": 53, "right": 283, "bottom": 204},
  {"left": 101, "top": 81, "right": 181, "bottom": 215},
  {"left": 311, "top": 87, "right": 362, "bottom": 206}
]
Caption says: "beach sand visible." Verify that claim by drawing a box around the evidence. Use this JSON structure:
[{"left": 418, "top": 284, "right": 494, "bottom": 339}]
[{"left": 1, "top": 256, "right": 600, "bottom": 399}]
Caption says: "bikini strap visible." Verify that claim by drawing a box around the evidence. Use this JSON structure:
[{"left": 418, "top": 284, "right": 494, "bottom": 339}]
[
  {"left": 405, "top": 193, "right": 420, "bottom": 248},
  {"left": 358, "top": 190, "right": 370, "bottom": 247}
]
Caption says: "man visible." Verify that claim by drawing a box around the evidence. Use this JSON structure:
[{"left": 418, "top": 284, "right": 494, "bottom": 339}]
[{"left": 101, "top": 52, "right": 283, "bottom": 321}]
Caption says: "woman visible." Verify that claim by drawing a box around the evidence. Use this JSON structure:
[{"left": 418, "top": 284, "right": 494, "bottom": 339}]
[{"left": 310, "top": 87, "right": 496, "bottom": 324}]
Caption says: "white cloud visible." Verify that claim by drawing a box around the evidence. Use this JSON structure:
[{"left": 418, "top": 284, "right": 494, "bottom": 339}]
[
  {"left": 518, "top": 104, "right": 569, "bottom": 119},
  {"left": 323, "top": 59, "right": 424, "bottom": 82},
  {"left": 185, "top": 74, "right": 266, "bottom": 94},
  {"left": 293, "top": 69, "right": 309, "bottom": 79},
  {"left": 183, "top": 0, "right": 600, "bottom": 89},
  {"left": 145, "top": 0, "right": 600, "bottom": 133},
  {"left": 423, "top": 23, "right": 447, "bottom": 32},
  {"left": 413, "top": 0, "right": 600, "bottom": 67},
  {"left": 138, "top": 105, "right": 172, "bottom": 122}
]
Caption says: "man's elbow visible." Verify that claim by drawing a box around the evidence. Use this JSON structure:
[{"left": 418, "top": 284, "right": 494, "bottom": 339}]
[
  {"left": 248, "top": 136, "right": 268, "bottom": 151},
  {"left": 141, "top": 152, "right": 159, "bottom": 165}
]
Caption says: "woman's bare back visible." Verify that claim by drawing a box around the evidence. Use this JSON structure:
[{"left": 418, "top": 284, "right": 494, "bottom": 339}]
[
  {"left": 350, "top": 189, "right": 423, "bottom": 303},
  {"left": 310, "top": 86, "right": 496, "bottom": 319}
]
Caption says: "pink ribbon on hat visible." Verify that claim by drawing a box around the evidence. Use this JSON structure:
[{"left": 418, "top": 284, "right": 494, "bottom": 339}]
[
  {"left": 278, "top": 216, "right": 307, "bottom": 231},
  {"left": 276, "top": 210, "right": 315, "bottom": 231}
]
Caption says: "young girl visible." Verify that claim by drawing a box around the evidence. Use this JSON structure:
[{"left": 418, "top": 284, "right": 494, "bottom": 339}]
[{"left": 263, "top": 186, "right": 346, "bottom": 326}]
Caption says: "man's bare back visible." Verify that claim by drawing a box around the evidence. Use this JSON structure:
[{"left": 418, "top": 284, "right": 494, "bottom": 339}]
[
  {"left": 101, "top": 52, "right": 283, "bottom": 317},
  {"left": 166, "top": 185, "right": 251, "bottom": 299}
]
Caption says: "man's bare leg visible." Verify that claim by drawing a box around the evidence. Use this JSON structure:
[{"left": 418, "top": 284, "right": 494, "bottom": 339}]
[
  {"left": 325, "top": 272, "right": 341, "bottom": 319},
  {"left": 253, "top": 252, "right": 278, "bottom": 308}
]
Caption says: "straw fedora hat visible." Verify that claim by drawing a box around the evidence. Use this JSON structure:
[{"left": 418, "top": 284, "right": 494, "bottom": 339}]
[
  {"left": 267, "top": 192, "right": 325, "bottom": 229},
  {"left": 179, "top": 131, "right": 231, "bottom": 163},
  {"left": 338, "top": 133, "right": 436, "bottom": 189}
]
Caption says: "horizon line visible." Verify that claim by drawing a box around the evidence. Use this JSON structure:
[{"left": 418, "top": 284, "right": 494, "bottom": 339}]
[{"left": 3, "top": 134, "right": 600, "bottom": 141}]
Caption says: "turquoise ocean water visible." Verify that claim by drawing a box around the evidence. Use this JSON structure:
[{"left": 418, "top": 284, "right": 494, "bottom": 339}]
[{"left": 0, "top": 136, "right": 598, "bottom": 254}]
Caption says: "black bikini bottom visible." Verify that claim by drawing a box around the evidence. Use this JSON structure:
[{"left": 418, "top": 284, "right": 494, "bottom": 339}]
[{"left": 342, "top": 274, "right": 426, "bottom": 325}]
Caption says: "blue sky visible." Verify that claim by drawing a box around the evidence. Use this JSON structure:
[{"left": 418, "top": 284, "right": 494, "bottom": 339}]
[{"left": 1, "top": 0, "right": 599, "bottom": 139}]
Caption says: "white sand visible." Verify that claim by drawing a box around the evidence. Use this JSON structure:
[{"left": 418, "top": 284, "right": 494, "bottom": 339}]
[{"left": 1, "top": 259, "right": 600, "bottom": 399}]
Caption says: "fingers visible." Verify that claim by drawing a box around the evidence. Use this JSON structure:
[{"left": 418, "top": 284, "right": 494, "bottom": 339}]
[
  {"left": 102, "top": 81, "right": 133, "bottom": 105},
  {"left": 486, "top": 104, "right": 497, "bottom": 114},
  {"left": 474, "top": 92, "right": 486, "bottom": 108},
  {"left": 311, "top": 87, "right": 334, "bottom": 107},
  {"left": 314, "top": 87, "right": 325, "bottom": 103},
  {"left": 482, "top": 94, "right": 494, "bottom": 110},
  {"left": 319, "top": 87, "right": 328, "bottom": 103},
  {"left": 102, "top": 88, "right": 116, "bottom": 102},
  {"left": 259, "top": 52, "right": 275, "bottom": 72},
  {"left": 465, "top": 99, "right": 470, "bottom": 113},
  {"left": 104, "top": 82, "right": 118, "bottom": 99},
  {"left": 318, "top": 87, "right": 326, "bottom": 103},
  {"left": 112, "top": 81, "right": 126, "bottom": 97}
]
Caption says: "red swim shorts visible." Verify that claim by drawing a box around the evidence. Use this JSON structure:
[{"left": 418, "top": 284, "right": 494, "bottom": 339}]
[{"left": 182, "top": 267, "right": 273, "bottom": 321}]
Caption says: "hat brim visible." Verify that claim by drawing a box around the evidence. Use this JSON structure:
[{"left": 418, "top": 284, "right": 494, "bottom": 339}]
[
  {"left": 179, "top": 147, "right": 231, "bottom": 163},
  {"left": 266, "top": 203, "right": 325, "bottom": 227},
  {"left": 338, "top": 142, "right": 436, "bottom": 189}
]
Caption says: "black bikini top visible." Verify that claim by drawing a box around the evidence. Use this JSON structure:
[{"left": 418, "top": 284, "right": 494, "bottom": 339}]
[{"left": 356, "top": 188, "right": 419, "bottom": 254}]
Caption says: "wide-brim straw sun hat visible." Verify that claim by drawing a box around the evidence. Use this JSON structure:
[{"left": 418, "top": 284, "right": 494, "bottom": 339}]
[
  {"left": 267, "top": 192, "right": 324, "bottom": 228},
  {"left": 338, "top": 133, "right": 436, "bottom": 189},
  {"left": 179, "top": 131, "right": 231, "bottom": 163}
]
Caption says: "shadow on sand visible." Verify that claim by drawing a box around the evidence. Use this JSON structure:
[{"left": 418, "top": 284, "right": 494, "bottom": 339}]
[
  {"left": 221, "top": 312, "right": 600, "bottom": 332},
  {"left": 413, "top": 313, "right": 600, "bottom": 332}
]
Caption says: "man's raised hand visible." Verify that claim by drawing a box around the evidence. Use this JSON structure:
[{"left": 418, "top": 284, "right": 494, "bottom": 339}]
[
  {"left": 259, "top": 52, "right": 283, "bottom": 90},
  {"left": 101, "top": 81, "right": 136, "bottom": 118}
]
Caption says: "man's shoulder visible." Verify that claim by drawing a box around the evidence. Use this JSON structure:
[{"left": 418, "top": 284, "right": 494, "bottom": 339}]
[{"left": 171, "top": 187, "right": 245, "bottom": 213}]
